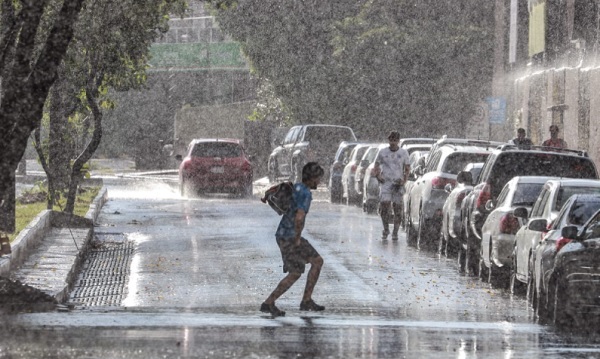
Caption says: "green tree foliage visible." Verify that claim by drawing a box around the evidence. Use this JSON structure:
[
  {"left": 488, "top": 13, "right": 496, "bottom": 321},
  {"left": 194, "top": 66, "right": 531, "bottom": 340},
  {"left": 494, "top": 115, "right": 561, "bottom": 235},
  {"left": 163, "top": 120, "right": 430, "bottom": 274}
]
[
  {"left": 208, "top": 0, "right": 494, "bottom": 140},
  {"left": 332, "top": 0, "right": 495, "bottom": 138},
  {"left": 43, "top": 0, "right": 187, "bottom": 213},
  {"left": 207, "top": 0, "right": 364, "bottom": 126}
]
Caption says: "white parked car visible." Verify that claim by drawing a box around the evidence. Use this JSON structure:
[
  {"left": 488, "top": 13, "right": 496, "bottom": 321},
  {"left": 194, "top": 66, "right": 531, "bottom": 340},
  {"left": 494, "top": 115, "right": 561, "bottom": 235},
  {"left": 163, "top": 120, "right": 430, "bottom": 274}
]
[
  {"left": 479, "top": 176, "right": 549, "bottom": 287},
  {"left": 341, "top": 143, "right": 373, "bottom": 206},
  {"left": 510, "top": 178, "right": 600, "bottom": 294}
]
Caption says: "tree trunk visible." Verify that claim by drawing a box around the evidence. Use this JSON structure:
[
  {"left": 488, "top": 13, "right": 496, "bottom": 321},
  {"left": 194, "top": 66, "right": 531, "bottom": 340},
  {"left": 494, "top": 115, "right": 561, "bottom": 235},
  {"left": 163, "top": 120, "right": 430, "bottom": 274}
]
[
  {"left": 64, "top": 84, "right": 103, "bottom": 214},
  {"left": 48, "top": 76, "right": 77, "bottom": 194},
  {"left": 32, "top": 127, "right": 54, "bottom": 210},
  {"left": 0, "top": 0, "right": 85, "bottom": 211}
]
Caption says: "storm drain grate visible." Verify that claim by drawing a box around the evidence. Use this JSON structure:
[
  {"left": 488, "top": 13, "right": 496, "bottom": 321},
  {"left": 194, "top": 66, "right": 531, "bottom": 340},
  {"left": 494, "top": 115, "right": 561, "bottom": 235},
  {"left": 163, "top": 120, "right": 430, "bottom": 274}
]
[{"left": 69, "top": 238, "right": 135, "bottom": 307}]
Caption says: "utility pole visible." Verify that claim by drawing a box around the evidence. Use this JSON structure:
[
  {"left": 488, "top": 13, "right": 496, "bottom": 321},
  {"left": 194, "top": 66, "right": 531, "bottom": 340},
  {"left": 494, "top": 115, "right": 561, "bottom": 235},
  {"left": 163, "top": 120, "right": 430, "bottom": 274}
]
[{"left": 490, "top": 0, "right": 507, "bottom": 141}]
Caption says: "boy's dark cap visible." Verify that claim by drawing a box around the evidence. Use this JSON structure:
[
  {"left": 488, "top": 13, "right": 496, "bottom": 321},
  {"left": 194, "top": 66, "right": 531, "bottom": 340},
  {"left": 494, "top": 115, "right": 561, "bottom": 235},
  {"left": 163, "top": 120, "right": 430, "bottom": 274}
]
[{"left": 388, "top": 131, "right": 400, "bottom": 140}]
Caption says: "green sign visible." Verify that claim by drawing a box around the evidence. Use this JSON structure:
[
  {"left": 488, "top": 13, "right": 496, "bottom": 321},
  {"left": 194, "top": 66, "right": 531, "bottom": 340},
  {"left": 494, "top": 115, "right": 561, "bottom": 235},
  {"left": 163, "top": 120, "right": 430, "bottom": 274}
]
[{"left": 149, "top": 42, "right": 248, "bottom": 69}]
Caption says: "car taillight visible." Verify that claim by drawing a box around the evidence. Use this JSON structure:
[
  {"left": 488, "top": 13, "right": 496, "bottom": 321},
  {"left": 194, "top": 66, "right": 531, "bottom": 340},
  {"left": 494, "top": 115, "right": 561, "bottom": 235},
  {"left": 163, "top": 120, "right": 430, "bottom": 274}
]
[
  {"left": 351, "top": 164, "right": 357, "bottom": 173},
  {"left": 475, "top": 183, "right": 491, "bottom": 210},
  {"left": 499, "top": 213, "right": 520, "bottom": 234},
  {"left": 182, "top": 159, "right": 192, "bottom": 171},
  {"left": 456, "top": 192, "right": 466, "bottom": 205},
  {"left": 556, "top": 237, "right": 572, "bottom": 252},
  {"left": 431, "top": 176, "right": 456, "bottom": 190},
  {"left": 241, "top": 160, "right": 252, "bottom": 172}
]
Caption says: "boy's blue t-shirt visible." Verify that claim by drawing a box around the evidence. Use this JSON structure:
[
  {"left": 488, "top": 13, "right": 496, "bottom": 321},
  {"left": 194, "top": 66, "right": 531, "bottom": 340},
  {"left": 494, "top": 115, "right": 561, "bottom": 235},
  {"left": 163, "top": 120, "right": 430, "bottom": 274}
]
[{"left": 276, "top": 182, "right": 312, "bottom": 240}]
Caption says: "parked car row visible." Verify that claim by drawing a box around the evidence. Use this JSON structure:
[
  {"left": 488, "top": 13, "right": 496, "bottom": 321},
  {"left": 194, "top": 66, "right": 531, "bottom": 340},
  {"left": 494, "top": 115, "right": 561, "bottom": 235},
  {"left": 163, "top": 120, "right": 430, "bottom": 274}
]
[
  {"left": 329, "top": 138, "right": 436, "bottom": 215},
  {"left": 427, "top": 142, "right": 600, "bottom": 326}
]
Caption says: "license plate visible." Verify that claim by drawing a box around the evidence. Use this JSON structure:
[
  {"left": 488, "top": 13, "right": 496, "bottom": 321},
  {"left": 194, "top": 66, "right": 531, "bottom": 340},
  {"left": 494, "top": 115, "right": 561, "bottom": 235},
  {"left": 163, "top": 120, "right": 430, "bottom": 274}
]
[{"left": 210, "top": 166, "right": 224, "bottom": 174}]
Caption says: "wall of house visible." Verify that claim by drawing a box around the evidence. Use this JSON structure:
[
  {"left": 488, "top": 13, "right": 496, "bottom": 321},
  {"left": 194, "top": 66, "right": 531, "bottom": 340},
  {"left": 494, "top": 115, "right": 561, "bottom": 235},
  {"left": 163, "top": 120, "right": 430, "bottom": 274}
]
[{"left": 507, "top": 65, "right": 600, "bottom": 167}]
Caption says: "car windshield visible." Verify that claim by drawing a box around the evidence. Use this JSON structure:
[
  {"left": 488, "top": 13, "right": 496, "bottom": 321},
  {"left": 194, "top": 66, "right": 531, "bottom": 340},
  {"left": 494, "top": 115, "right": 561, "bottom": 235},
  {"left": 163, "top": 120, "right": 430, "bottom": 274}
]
[
  {"left": 489, "top": 153, "right": 598, "bottom": 197},
  {"left": 511, "top": 183, "right": 545, "bottom": 206},
  {"left": 352, "top": 146, "right": 370, "bottom": 161},
  {"left": 337, "top": 145, "right": 355, "bottom": 161},
  {"left": 363, "top": 147, "right": 380, "bottom": 162},
  {"left": 584, "top": 211, "right": 600, "bottom": 239},
  {"left": 470, "top": 167, "right": 483, "bottom": 182},
  {"left": 442, "top": 153, "right": 489, "bottom": 175},
  {"left": 555, "top": 186, "right": 600, "bottom": 211},
  {"left": 191, "top": 143, "right": 241, "bottom": 158},
  {"left": 567, "top": 201, "right": 600, "bottom": 226},
  {"left": 304, "top": 127, "right": 355, "bottom": 144}
]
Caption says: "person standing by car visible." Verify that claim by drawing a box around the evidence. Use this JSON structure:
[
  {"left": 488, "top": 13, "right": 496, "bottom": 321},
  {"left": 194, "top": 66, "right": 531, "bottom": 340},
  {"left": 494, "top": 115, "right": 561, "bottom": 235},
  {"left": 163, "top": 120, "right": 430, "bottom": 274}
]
[
  {"left": 260, "top": 162, "right": 325, "bottom": 317},
  {"left": 373, "top": 131, "right": 410, "bottom": 240},
  {"left": 542, "top": 125, "right": 568, "bottom": 148},
  {"left": 509, "top": 128, "right": 533, "bottom": 147}
]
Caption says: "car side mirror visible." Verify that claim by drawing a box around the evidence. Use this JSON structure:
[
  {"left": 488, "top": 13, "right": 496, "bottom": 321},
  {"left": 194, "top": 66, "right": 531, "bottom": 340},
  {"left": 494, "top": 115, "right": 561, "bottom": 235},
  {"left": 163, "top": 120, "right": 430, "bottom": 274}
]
[
  {"left": 561, "top": 225, "right": 578, "bottom": 240},
  {"left": 444, "top": 183, "right": 454, "bottom": 193},
  {"left": 513, "top": 207, "right": 528, "bottom": 219},
  {"left": 456, "top": 171, "right": 472, "bottom": 185},
  {"left": 175, "top": 154, "right": 183, "bottom": 161},
  {"left": 485, "top": 199, "right": 495, "bottom": 211},
  {"left": 528, "top": 218, "right": 548, "bottom": 232}
]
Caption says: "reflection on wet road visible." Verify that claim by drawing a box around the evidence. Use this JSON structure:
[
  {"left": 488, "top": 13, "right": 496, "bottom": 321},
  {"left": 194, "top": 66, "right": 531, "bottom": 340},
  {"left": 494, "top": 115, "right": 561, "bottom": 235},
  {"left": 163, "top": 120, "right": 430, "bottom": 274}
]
[{"left": 2, "top": 180, "right": 600, "bottom": 358}]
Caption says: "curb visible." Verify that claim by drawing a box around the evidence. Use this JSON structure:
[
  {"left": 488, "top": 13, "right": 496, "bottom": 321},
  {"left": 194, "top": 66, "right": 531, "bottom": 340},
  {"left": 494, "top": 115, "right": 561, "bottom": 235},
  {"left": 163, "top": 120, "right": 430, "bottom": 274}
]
[{"left": 0, "top": 186, "right": 109, "bottom": 302}]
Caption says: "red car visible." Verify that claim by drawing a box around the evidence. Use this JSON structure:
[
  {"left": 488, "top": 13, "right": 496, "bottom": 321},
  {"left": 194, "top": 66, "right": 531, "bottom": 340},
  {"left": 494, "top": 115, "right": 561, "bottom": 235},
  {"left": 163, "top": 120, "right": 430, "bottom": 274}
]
[{"left": 177, "top": 139, "right": 253, "bottom": 197}]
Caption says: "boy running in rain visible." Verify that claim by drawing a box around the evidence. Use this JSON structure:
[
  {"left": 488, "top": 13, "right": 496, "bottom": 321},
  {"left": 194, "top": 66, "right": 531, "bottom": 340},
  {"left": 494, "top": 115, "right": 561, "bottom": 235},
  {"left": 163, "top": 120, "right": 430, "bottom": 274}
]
[{"left": 260, "top": 162, "right": 325, "bottom": 317}]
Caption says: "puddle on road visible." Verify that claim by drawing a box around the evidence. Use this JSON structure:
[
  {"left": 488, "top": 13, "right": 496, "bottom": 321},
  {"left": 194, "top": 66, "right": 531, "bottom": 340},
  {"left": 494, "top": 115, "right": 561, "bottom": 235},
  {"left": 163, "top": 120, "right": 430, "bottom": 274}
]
[{"left": 107, "top": 181, "right": 180, "bottom": 200}]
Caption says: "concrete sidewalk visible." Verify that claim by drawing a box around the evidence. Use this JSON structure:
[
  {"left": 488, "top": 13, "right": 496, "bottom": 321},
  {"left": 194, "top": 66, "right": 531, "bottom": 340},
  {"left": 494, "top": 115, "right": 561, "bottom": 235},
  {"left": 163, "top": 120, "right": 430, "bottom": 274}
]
[{"left": 0, "top": 187, "right": 109, "bottom": 303}]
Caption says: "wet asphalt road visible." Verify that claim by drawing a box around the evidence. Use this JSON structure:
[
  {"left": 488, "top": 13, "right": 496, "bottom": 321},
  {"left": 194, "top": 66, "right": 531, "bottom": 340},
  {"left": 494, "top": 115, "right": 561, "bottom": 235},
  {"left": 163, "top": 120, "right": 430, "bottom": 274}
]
[{"left": 3, "top": 178, "right": 600, "bottom": 358}]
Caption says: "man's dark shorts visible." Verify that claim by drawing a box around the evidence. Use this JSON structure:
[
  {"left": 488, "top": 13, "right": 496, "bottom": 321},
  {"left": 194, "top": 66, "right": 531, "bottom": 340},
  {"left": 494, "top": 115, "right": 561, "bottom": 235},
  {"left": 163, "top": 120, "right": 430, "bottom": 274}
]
[{"left": 276, "top": 236, "right": 320, "bottom": 274}]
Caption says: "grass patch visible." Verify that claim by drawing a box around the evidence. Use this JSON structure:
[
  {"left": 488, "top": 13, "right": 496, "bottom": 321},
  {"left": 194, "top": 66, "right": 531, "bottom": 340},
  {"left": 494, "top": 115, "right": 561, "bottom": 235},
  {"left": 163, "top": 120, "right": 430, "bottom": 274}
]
[{"left": 9, "top": 186, "right": 101, "bottom": 243}]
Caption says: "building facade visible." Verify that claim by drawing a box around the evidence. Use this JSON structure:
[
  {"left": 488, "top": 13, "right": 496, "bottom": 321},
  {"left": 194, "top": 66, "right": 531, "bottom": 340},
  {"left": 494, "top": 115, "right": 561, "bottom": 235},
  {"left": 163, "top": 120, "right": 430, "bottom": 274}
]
[{"left": 492, "top": 0, "right": 600, "bottom": 165}]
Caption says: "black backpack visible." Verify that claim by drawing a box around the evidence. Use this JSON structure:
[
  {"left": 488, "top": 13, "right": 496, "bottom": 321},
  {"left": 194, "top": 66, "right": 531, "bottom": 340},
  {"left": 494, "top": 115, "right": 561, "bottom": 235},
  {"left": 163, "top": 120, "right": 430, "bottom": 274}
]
[{"left": 261, "top": 181, "right": 294, "bottom": 215}]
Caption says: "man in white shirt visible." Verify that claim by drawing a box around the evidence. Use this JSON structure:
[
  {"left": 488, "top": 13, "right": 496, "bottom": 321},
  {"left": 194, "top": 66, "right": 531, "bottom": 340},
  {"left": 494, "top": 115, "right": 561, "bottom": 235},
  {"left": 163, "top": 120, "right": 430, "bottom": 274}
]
[{"left": 373, "top": 131, "right": 410, "bottom": 240}]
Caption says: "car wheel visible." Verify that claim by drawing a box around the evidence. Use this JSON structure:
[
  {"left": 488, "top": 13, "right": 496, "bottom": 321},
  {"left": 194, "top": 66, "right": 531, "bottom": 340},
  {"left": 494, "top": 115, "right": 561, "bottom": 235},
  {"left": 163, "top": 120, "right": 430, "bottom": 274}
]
[
  {"left": 510, "top": 249, "right": 526, "bottom": 295},
  {"left": 406, "top": 217, "right": 418, "bottom": 246},
  {"left": 180, "top": 179, "right": 193, "bottom": 198},
  {"left": 536, "top": 284, "right": 549, "bottom": 322},
  {"left": 445, "top": 219, "right": 458, "bottom": 257},
  {"left": 526, "top": 256, "right": 536, "bottom": 307},
  {"left": 478, "top": 247, "right": 489, "bottom": 282},
  {"left": 365, "top": 200, "right": 377, "bottom": 215},
  {"left": 268, "top": 160, "right": 278, "bottom": 183},
  {"left": 330, "top": 188, "right": 342, "bottom": 204},
  {"left": 441, "top": 219, "right": 450, "bottom": 257},
  {"left": 553, "top": 281, "right": 572, "bottom": 326},
  {"left": 241, "top": 181, "right": 253, "bottom": 198},
  {"left": 417, "top": 206, "right": 430, "bottom": 249},
  {"left": 457, "top": 244, "right": 468, "bottom": 274},
  {"left": 487, "top": 245, "right": 506, "bottom": 288},
  {"left": 464, "top": 235, "right": 478, "bottom": 277}
]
